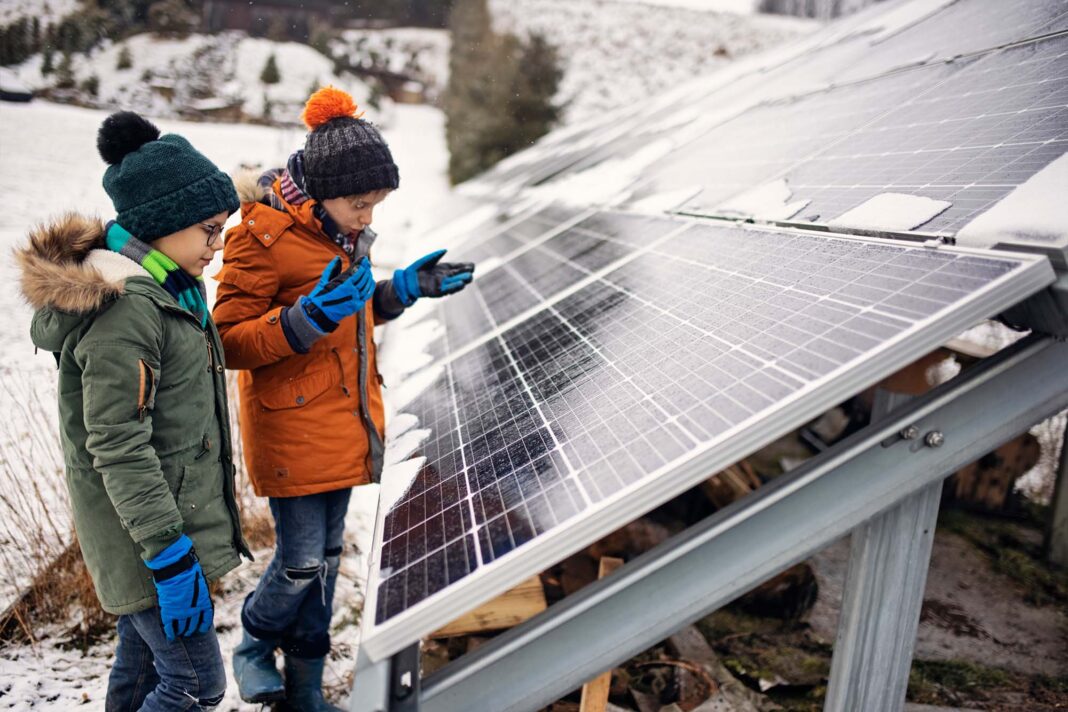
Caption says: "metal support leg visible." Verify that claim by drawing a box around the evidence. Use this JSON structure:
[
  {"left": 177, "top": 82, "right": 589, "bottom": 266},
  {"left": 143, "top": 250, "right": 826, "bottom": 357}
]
[
  {"left": 825, "top": 388, "right": 940, "bottom": 712},
  {"left": 351, "top": 647, "right": 391, "bottom": 712},
  {"left": 824, "top": 481, "right": 941, "bottom": 711},
  {"left": 352, "top": 643, "right": 421, "bottom": 712},
  {"left": 1046, "top": 417, "right": 1068, "bottom": 566}
]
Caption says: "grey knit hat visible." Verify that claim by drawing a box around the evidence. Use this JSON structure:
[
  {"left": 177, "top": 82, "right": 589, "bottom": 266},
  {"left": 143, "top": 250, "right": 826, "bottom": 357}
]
[{"left": 300, "top": 86, "right": 400, "bottom": 200}]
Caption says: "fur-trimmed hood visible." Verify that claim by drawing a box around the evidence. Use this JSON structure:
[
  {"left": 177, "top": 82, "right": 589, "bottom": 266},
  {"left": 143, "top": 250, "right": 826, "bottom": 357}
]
[
  {"left": 234, "top": 169, "right": 268, "bottom": 205},
  {"left": 15, "top": 213, "right": 148, "bottom": 314}
]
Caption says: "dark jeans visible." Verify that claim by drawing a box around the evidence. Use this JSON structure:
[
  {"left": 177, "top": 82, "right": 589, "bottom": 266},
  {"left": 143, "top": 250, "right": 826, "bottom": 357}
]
[
  {"left": 241, "top": 488, "right": 352, "bottom": 658},
  {"left": 105, "top": 606, "right": 226, "bottom": 711}
]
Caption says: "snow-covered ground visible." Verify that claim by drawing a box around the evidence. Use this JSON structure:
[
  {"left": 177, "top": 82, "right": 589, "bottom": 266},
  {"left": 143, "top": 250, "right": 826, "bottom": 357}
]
[{"left": 7, "top": 31, "right": 379, "bottom": 126}]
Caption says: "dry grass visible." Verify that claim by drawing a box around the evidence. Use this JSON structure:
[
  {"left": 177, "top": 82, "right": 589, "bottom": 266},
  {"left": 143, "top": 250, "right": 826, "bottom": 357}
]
[{"left": 0, "top": 372, "right": 275, "bottom": 647}]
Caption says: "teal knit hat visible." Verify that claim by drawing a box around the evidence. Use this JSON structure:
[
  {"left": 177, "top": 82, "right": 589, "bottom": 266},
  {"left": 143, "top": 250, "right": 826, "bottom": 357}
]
[{"left": 98, "top": 112, "right": 239, "bottom": 241}]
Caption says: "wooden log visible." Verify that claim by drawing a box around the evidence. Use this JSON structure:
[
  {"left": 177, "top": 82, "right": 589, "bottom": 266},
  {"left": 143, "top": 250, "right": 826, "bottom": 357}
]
[
  {"left": 430, "top": 575, "right": 546, "bottom": 638},
  {"left": 702, "top": 461, "right": 761, "bottom": 509},
  {"left": 946, "top": 432, "right": 1040, "bottom": 511},
  {"left": 579, "top": 557, "right": 625, "bottom": 712}
]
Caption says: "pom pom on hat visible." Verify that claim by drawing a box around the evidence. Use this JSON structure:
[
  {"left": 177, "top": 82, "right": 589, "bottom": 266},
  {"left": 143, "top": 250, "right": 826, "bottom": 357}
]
[
  {"left": 301, "top": 86, "right": 365, "bottom": 131},
  {"left": 97, "top": 111, "right": 161, "bottom": 165}
]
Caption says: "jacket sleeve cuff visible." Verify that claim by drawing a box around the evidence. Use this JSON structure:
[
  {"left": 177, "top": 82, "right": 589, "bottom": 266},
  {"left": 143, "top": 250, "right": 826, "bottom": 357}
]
[
  {"left": 139, "top": 525, "right": 184, "bottom": 561},
  {"left": 281, "top": 300, "right": 329, "bottom": 354},
  {"left": 373, "top": 280, "right": 407, "bottom": 322}
]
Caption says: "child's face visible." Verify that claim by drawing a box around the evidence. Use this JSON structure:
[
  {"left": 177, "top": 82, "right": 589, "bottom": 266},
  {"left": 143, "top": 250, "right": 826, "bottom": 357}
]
[
  {"left": 153, "top": 211, "right": 228, "bottom": 277},
  {"left": 320, "top": 189, "right": 391, "bottom": 237}
]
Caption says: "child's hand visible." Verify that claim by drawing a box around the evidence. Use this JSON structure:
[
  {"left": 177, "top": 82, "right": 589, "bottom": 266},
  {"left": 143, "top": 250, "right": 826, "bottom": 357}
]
[
  {"left": 300, "top": 256, "right": 376, "bottom": 332},
  {"left": 144, "top": 535, "right": 214, "bottom": 641},
  {"left": 392, "top": 249, "right": 475, "bottom": 307}
]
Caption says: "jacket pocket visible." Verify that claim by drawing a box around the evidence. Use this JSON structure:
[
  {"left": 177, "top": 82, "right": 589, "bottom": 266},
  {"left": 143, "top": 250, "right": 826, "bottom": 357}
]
[
  {"left": 257, "top": 367, "right": 339, "bottom": 411},
  {"left": 137, "top": 359, "right": 158, "bottom": 422},
  {"left": 179, "top": 460, "right": 235, "bottom": 577}
]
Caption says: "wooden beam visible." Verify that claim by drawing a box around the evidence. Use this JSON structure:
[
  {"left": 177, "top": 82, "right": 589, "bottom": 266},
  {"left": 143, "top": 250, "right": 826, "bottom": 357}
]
[
  {"left": 430, "top": 575, "right": 547, "bottom": 638},
  {"left": 578, "top": 557, "right": 625, "bottom": 712}
]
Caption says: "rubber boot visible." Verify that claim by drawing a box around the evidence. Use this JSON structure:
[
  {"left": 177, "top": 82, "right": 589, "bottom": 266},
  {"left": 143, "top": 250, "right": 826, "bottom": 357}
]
[
  {"left": 232, "top": 630, "right": 286, "bottom": 704},
  {"left": 283, "top": 655, "right": 345, "bottom": 712}
]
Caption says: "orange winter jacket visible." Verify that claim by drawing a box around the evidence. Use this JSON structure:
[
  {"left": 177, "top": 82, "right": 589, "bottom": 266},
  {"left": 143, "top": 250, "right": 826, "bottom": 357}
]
[{"left": 213, "top": 174, "right": 386, "bottom": 498}]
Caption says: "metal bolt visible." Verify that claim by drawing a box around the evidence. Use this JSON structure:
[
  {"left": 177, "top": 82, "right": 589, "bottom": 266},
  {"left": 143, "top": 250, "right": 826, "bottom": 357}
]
[
  {"left": 924, "top": 431, "right": 945, "bottom": 448},
  {"left": 899, "top": 425, "right": 920, "bottom": 440}
]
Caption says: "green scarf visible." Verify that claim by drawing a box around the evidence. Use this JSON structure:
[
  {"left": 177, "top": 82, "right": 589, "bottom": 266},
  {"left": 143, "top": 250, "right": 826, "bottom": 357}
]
[{"left": 105, "top": 221, "right": 209, "bottom": 328}]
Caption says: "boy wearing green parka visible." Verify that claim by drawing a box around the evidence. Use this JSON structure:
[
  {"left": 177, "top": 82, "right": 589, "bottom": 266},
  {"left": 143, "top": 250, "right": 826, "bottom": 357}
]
[{"left": 15, "top": 112, "right": 250, "bottom": 711}]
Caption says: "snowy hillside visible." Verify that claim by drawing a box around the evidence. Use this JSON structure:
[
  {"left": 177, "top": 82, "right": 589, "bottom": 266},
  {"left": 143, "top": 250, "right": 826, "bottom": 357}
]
[
  {"left": 489, "top": 0, "right": 816, "bottom": 122},
  {"left": 8, "top": 31, "right": 379, "bottom": 125}
]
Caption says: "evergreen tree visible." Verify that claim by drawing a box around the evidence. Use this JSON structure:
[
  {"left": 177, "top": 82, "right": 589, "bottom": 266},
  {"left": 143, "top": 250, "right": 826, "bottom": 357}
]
[
  {"left": 41, "top": 45, "right": 55, "bottom": 75},
  {"left": 80, "top": 73, "right": 100, "bottom": 97},
  {"left": 444, "top": 0, "right": 562, "bottom": 184},
  {"left": 117, "top": 44, "right": 133, "bottom": 70},
  {"left": 55, "top": 51, "right": 75, "bottom": 89},
  {"left": 260, "top": 53, "right": 281, "bottom": 84}
]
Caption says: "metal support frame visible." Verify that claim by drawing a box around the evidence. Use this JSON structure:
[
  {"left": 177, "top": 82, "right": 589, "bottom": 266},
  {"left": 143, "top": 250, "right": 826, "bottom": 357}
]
[
  {"left": 351, "top": 336, "right": 1068, "bottom": 712},
  {"left": 825, "top": 390, "right": 942, "bottom": 711}
]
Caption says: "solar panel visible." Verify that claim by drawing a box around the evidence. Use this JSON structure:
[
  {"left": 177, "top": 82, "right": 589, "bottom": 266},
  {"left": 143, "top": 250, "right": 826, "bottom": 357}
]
[
  {"left": 429, "top": 211, "right": 685, "bottom": 362},
  {"left": 647, "top": 33, "right": 1068, "bottom": 234},
  {"left": 469, "top": 0, "right": 1068, "bottom": 204},
  {"left": 361, "top": 213, "right": 1053, "bottom": 659}
]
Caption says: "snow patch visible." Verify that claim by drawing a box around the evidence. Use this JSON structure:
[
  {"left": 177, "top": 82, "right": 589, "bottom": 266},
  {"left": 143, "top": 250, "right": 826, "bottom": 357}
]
[
  {"left": 864, "top": 0, "right": 957, "bottom": 43},
  {"left": 379, "top": 457, "right": 426, "bottom": 513},
  {"left": 385, "top": 428, "right": 432, "bottom": 467},
  {"left": 630, "top": 185, "right": 704, "bottom": 214},
  {"left": 530, "top": 139, "right": 676, "bottom": 207},
  {"left": 714, "top": 178, "right": 811, "bottom": 221},
  {"left": 614, "top": 0, "right": 757, "bottom": 14},
  {"left": 386, "top": 412, "right": 420, "bottom": 441},
  {"left": 828, "top": 192, "right": 951, "bottom": 232},
  {"left": 956, "top": 152, "right": 1068, "bottom": 249}
]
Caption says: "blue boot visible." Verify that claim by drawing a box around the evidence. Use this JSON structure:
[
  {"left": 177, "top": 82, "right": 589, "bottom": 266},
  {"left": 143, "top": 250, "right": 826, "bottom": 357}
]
[
  {"left": 233, "top": 630, "right": 286, "bottom": 704},
  {"left": 283, "top": 655, "right": 345, "bottom": 712}
]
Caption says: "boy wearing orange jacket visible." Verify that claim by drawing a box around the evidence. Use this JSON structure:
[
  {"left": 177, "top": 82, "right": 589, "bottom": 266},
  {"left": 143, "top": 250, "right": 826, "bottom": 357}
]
[{"left": 213, "top": 87, "right": 473, "bottom": 710}]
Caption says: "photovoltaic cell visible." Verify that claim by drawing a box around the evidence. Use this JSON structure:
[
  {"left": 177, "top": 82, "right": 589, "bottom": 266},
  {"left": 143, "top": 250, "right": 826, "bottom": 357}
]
[
  {"left": 768, "top": 36, "right": 1068, "bottom": 233},
  {"left": 366, "top": 215, "right": 1051, "bottom": 655},
  {"left": 428, "top": 211, "right": 684, "bottom": 361}
]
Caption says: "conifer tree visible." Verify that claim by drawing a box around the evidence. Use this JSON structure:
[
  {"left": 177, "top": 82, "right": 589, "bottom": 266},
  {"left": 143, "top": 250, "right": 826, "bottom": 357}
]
[{"left": 260, "top": 53, "right": 280, "bottom": 84}]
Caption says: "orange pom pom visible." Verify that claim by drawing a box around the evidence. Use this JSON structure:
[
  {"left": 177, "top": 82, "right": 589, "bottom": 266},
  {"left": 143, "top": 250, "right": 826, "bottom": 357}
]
[{"left": 301, "top": 86, "right": 365, "bottom": 131}]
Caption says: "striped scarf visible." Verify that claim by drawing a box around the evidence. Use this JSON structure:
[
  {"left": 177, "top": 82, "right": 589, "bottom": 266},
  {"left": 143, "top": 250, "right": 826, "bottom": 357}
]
[
  {"left": 105, "top": 221, "right": 209, "bottom": 328},
  {"left": 257, "top": 151, "right": 357, "bottom": 259}
]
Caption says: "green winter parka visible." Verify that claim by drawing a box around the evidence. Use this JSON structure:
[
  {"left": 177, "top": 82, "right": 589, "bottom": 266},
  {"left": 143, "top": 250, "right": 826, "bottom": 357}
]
[{"left": 16, "top": 214, "right": 249, "bottom": 615}]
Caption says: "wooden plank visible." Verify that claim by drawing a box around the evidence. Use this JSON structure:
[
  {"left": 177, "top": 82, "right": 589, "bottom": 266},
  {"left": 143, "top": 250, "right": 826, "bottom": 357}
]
[
  {"left": 430, "top": 575, "right": 546, "bottom": 638},
  {"left": 701, "top": 461, "right": 761, "bottom": 509},
  {"left": 578, "top": 557, "right": 624, "bottom": 712}
]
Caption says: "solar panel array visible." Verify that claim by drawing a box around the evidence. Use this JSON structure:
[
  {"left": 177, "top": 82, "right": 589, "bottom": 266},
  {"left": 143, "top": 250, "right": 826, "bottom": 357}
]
[
  {"left": 466, "top": 0, "right": 1067, "bottom": 235},
  {"left": 359, "top": 0, "right": 1066, "bottom": 660},
  {"left": 366, "top": 212, "right": 1051, "bottom": 649},
  {"left": 668, "top": 34, "right": 1068, "bottom": 232}
]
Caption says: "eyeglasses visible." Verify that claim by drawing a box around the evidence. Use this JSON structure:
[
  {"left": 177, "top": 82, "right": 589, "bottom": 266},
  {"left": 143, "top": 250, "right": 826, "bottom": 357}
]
[{"left": 200, "top": 223, "right": 224, "bottom": 247}]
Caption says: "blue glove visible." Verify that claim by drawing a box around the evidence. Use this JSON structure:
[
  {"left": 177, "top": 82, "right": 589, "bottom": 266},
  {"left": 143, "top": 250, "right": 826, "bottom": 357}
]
[
  {"left": 145, "top": 534, "right": 213, "bottom": 641},
  {"left": 301, "top": 256, "right": 375, "bottom": 333},
  {"left": 392, "top": 249, "right": 475, "bottom": 307}
]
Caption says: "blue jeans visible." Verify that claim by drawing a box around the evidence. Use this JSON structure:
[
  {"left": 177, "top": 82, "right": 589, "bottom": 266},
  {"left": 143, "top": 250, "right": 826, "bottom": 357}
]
[
  {"left": 105, "top": 606, "right": 226, "bottom": 711},
  {"left": 241, "top": 488, "right": 352, "bottom": 658}
]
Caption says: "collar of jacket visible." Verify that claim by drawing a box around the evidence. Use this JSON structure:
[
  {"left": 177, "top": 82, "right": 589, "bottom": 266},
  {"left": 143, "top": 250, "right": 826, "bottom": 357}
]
[
  {"left": 16, "top": 212, "right": 201, "bottom": 320},
  {"left": 234, "top": 170, "right": 378, "bottom": 258}
]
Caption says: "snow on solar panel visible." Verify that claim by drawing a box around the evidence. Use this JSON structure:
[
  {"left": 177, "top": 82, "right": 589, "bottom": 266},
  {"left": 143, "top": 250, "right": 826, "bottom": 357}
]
[
  {"left": 360, "top": 214, "right": 1053, "bottom": 659},
  {"left": 659, "top": 33, "right": 1068, "bottom": 233}
]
